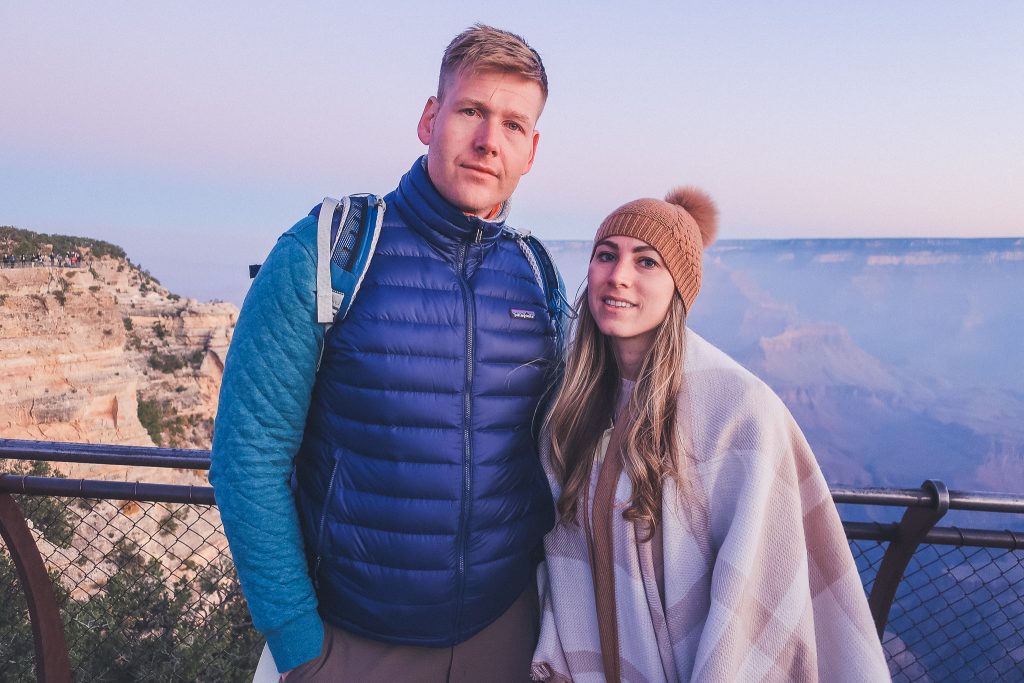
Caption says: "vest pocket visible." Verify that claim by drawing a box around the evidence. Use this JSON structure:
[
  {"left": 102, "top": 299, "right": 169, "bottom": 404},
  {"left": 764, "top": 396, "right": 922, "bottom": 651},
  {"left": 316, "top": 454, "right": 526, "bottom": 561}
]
[{"left": 312, "top": 459, "right": 341, "bottom": 588}]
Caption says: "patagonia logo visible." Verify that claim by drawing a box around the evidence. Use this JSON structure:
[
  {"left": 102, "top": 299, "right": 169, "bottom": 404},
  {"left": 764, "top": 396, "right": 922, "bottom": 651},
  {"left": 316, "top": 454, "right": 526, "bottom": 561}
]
[{"left": 510, "top": 308, "right": 536, "bottom": 320}]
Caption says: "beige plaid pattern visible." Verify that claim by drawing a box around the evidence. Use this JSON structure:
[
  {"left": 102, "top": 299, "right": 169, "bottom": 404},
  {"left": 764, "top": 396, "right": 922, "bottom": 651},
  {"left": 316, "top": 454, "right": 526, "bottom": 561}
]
[{"left": 532, "top": 330, "right": 890, "bottom": 682}]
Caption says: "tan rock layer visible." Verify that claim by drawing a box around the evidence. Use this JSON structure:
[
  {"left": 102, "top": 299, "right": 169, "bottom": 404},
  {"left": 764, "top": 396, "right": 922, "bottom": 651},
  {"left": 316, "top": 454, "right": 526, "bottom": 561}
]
[{"left": 0, "top": 254, "right": 238, "bottom": 477}]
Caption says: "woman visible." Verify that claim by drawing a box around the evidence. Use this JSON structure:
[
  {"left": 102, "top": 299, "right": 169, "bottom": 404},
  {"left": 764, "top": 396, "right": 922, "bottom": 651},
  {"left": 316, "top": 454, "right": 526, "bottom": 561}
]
[{"left": 531, "top": 189, "right": 889, "bottom": 682}]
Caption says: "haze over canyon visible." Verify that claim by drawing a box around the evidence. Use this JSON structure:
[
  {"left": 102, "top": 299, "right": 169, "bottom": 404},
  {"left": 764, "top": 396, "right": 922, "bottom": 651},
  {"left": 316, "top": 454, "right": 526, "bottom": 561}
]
[{"left": 3, "top": 230, "right": 1022, "bottom": 513}]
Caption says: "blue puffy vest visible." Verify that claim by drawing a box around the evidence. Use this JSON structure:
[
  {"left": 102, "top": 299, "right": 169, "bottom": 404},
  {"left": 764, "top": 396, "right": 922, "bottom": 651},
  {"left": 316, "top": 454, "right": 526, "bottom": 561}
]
[{"left": 293, "top": 159, "right": 558, "bottom": 646}]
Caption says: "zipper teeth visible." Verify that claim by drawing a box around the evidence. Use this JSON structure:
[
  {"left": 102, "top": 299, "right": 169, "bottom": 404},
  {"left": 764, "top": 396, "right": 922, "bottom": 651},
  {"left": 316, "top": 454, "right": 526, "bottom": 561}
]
[
  {"left": 315, "top": 336, "right": 326, "bottom": 371},
  {"left": 313, "top": 461, "right": 340, "bottom": 589},
  {"left": 456, "top": 241, "right": 473, "bottom": 634}
]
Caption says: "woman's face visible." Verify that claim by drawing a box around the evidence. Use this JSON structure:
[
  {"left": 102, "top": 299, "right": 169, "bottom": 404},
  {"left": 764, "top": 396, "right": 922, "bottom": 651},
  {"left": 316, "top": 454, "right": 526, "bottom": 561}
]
[{"left": 587, "top": 235, "right": 676, "bottom": 359}]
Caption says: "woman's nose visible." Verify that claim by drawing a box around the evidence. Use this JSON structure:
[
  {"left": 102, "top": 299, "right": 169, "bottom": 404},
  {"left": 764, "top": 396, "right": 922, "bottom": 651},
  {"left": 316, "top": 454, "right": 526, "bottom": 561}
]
[{"left": 607, "top": 259, "right": 632, "bottom": 287}]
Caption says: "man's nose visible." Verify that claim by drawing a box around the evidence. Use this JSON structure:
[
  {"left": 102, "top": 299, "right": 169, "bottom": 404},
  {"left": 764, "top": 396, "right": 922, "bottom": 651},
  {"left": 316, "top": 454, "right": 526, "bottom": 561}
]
[{"left": 473, "top": 119, "right": 501, "bottom": 155}]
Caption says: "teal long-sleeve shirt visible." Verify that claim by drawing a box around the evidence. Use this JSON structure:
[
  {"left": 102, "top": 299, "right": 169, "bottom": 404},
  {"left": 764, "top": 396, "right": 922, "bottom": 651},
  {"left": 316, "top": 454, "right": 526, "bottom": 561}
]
[{"left": 209, "top": 216, "right": 325, "bottom": 672}]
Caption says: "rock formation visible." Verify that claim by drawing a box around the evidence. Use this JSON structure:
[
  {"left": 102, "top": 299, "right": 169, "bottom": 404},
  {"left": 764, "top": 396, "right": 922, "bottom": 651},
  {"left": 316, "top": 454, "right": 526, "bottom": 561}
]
[{"left": 0, "top": 236, "right": 237, "bottom": 482}]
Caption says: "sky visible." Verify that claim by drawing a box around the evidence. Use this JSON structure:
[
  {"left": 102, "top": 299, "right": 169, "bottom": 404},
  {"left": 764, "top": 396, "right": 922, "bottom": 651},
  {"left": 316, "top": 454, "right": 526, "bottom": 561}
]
[{"left": 2, "top": 2, "right": 1022, "bottom": 303}]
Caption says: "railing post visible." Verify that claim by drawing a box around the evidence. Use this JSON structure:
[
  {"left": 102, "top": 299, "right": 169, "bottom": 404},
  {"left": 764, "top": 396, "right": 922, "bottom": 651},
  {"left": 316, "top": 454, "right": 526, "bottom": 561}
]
[
  {"left": 867, "top": 479, "right": 949, "bottom": 638},
  {"left": 0, "top": 489, "right": 73, "bottom": 683}
]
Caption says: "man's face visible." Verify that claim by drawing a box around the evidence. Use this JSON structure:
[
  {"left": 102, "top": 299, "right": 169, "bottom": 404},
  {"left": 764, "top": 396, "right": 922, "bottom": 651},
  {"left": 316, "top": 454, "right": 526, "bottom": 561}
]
[{"left": 417, "top": 69, "right": 543, "bottom": 217}]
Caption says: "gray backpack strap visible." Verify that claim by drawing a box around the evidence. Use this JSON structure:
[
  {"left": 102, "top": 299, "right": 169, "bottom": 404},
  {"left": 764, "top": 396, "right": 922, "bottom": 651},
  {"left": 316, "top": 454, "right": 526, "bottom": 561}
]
[{"left": 316, "top": 196, "right": 350, "bottom": 324}]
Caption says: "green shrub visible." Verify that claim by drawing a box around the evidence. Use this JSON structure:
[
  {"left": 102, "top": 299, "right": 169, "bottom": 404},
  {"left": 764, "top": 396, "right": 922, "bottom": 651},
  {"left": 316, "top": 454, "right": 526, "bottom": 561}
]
[
  {"left": 137, "top": 396, "right": 165, "bottom": 446},
  {"left": 0, "top": 536, "right": 262, "bottom": 681},
  {"left": 148, "top": 351, "right": 185, "bottom": 374},
  {"left": 157, "top": 506, "right": 188, "bottom": 536},
  {"left": 0, "top": 225, "right": 126, "bottom": 259},
  {"left": 0, "top": 460, "right": 74, "bottom": 547}
]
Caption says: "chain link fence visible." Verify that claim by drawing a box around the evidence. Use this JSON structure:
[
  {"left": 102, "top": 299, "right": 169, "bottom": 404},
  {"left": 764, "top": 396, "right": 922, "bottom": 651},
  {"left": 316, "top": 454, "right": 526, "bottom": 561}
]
[
  {"left": 851, "top": 539, "right": 1024, "bottom": 682},
  {"left": 1, "top": 490, "right": 261, "bottom": 682},
  {"left": 2, "top": 450, "right": 1023, "bottom": 681}
]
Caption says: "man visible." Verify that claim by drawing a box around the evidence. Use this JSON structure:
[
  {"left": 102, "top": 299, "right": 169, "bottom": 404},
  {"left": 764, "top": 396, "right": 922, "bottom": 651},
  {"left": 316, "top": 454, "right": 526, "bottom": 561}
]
[{"left": 210, "top": 25, "right": 558, "bottom": 681}]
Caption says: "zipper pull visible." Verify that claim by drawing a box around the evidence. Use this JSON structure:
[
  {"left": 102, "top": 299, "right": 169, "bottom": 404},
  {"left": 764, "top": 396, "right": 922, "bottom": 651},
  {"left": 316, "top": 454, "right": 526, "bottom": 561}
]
[{"left": 475, "top": 227, "right": 483, "bottom": 244}]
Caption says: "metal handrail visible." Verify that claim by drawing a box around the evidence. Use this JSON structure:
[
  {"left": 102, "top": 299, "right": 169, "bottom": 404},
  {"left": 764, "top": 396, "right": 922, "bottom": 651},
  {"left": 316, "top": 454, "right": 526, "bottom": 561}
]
[
  {"left": 832, "top": 484, "right": 1024, "bottom": 513},
  {"left": 3, "top": 439, "right": 1024, "bottom": 682},
  {"left": 5, "top": 438, "right": 1024, "bottom": 511},
  {"left": 0, "top": 439, "right": 210, "bottom": 470},
  {"left": 844, "top": 521, "right": 1023, "bottom": 550},
  {"left": 0, "top": 474, "right": 215, "bottom": 505},
  {"left": 5, "top": 473, "right": 1019, "bottom": 550}
]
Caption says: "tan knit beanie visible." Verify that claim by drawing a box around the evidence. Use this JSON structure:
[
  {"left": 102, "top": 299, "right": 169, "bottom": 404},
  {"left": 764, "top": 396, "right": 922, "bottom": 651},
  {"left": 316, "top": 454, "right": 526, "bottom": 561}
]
[{"left": 593, "top": 186, "right": 719, "bottom": 312}]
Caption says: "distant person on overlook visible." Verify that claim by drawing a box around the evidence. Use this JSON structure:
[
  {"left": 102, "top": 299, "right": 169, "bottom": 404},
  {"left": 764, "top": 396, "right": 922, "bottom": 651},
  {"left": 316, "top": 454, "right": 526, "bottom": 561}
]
[
  {"left": 530, "top": 189, "right": 891, "bottom": 681},
  {"left": 211, "top": 24, "right": 561, "bottom": 682}
]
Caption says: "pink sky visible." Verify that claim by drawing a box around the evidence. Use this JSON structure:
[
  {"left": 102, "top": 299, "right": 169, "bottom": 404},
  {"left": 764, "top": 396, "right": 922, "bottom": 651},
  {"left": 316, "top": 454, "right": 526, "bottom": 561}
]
[{"left": 2, "top": 2, "right": 1022, "bottom": 301}]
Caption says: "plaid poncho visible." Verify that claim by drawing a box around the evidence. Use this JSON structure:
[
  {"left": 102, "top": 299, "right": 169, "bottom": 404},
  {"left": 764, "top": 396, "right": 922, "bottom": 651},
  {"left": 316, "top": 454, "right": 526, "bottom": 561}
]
[{"left": 532, "top": 330, "right": 890, "bottom": 682}]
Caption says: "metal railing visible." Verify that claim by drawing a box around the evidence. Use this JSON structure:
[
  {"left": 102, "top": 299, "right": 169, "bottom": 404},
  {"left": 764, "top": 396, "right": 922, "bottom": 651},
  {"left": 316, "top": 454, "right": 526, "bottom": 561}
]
[
  {"left": 835, "top": 482, "right": 1024, "bottom": 681},
  {"left": 0, "top": 441, "right": 257, "bottom": 683},
  {"left": 2, "top": 439, "right": 1024, "bottom": 682}
]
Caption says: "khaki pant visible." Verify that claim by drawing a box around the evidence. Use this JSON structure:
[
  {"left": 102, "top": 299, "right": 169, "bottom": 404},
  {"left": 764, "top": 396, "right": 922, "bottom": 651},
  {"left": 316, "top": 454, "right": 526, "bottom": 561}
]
[{"left": 286, "top": 582, "right": 539, "bottom": 683}]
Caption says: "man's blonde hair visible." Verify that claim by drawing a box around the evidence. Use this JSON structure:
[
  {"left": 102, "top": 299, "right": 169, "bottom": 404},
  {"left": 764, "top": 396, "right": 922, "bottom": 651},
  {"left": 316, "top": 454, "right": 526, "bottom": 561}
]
[{"left": 438, "top": 24, "right": 548, "bottom": 104}]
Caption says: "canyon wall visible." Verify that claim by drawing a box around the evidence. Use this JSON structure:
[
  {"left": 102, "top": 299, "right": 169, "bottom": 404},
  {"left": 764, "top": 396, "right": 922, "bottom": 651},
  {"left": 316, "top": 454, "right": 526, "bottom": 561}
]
[{"left": 0, "top": 251, "right": 236, "bottom": 481}]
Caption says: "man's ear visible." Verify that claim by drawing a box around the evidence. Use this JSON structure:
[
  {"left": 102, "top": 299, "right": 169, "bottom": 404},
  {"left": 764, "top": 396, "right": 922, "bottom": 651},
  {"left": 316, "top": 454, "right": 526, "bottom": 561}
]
[
  {"left": 522, "top": 129, "right": 540, "bottom": 175},
  {"left": 417, "top": 96, "right": 439, "bottom": 145}
]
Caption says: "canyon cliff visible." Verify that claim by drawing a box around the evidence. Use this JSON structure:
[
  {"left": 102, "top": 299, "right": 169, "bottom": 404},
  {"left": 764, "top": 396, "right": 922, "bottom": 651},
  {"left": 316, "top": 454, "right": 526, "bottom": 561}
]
[{"left": 0, "top": 230, "right": 237, "bottom": 481}]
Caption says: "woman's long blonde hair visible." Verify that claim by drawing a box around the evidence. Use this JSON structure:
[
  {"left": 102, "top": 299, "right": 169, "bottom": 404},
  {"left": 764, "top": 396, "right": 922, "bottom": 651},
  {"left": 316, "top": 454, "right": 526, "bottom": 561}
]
[{"left": 547, "top": 287, "right": 686, "bottom": 538}]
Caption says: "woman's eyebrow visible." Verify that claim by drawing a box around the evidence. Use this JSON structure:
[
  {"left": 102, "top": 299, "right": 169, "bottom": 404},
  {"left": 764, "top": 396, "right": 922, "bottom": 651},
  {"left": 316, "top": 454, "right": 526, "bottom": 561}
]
[{"left": 594, "top": 240, "right": 659, "bottom": 254}]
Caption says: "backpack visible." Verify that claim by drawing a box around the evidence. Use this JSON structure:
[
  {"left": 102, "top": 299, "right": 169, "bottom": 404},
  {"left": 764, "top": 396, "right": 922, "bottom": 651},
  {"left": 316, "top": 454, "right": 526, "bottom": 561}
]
[{"left": 250, "top": 194, "right": 570, "bottom": 346}]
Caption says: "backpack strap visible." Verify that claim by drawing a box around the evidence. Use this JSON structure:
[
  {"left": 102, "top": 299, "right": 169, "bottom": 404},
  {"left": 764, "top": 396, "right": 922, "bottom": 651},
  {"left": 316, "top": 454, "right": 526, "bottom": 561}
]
[
  {"left": 502, "top": 227, "right": 570, "bottom": 352},
  {"left": 315, "top": 194, "right": 386, "bottom": 329},
  {"left": 315, "top": 197, "right": 343, "bottom": 323},
  {"left": 503, "top": 227, "right": 571, "bottom": 440},
  {"left": 250, "top": 195, "right": 386, "bottom": 333}
]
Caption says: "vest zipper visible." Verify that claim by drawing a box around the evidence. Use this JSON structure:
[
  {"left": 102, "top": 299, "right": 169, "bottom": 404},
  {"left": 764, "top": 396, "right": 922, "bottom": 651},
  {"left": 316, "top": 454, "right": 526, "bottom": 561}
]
[
  {"left": 312, "top": 459, "right": 341, "bottom": 590},
  {"left": 455, "top": 240, "right": 475, "bottom": 637}
]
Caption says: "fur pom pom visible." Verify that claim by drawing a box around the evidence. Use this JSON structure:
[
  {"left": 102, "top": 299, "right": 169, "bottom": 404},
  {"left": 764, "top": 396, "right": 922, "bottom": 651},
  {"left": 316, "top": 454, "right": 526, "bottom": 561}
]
[{"left": 665, "top": 186, "right": 718, "bottom": 247}]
